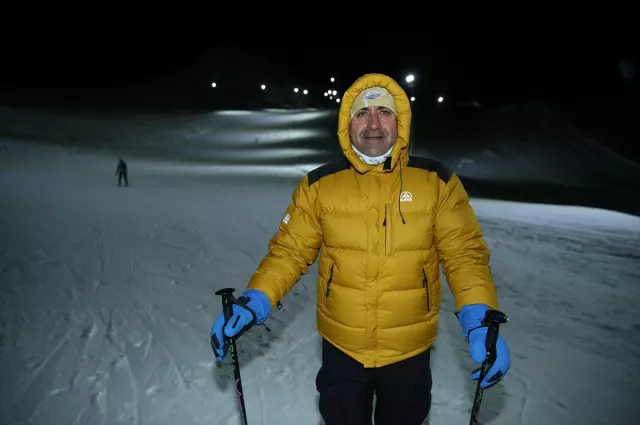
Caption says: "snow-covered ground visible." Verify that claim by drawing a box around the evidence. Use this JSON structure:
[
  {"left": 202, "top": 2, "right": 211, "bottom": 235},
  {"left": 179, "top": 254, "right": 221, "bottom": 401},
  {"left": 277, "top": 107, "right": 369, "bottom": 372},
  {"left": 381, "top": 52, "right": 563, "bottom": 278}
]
[{"left": 1, "top": 108, "right": 640, "bottom": 425}]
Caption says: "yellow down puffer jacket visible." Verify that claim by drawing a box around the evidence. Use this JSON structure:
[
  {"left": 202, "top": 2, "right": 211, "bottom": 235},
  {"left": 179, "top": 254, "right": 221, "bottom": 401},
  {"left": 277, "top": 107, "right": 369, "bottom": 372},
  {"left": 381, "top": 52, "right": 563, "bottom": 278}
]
[{"left": 247, "top": 73, "right": 499, "bottom": 368}]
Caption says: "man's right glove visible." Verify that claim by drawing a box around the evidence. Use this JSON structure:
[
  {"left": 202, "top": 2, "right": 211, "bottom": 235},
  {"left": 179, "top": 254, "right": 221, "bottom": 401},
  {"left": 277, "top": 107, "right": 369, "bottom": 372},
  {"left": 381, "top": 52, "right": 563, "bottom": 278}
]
[{"left": 210, "top": 288, "right": 271, "bottom": 360}]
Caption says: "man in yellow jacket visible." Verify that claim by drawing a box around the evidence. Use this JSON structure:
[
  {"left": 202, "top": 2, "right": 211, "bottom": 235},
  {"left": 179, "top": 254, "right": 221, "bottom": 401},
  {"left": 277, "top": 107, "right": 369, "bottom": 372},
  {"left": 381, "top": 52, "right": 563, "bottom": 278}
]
[{"left": 211, "top": 73, "right": 510, "bottom": 425}]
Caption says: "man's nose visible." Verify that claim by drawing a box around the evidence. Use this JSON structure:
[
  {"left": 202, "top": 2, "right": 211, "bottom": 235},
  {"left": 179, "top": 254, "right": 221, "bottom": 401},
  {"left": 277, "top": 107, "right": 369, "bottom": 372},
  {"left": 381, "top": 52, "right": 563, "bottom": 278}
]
[{"left": 368, "top": 111, "right": 381, "bottom": 129}]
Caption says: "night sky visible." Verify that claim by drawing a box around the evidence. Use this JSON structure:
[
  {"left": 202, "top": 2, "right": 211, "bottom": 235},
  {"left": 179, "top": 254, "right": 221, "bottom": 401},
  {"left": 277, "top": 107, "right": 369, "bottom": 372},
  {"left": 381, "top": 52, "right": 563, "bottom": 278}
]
[{"left": 1, "top": 25, "right": 636, "bottom": 106}]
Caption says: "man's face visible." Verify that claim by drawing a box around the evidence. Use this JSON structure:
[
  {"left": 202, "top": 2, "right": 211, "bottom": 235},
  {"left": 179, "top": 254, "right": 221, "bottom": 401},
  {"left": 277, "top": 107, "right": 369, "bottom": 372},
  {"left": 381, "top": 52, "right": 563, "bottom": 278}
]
[{"left": 349, "top": 106, "right": 397, "bottom": 157}]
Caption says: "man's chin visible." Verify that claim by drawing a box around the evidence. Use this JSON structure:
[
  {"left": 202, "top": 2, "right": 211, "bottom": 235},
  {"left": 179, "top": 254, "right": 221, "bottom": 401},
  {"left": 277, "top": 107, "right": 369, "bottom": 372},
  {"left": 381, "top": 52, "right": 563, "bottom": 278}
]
[
  {"left": 362, "top": 149, "right": 389, "bottom": 157},
  {"left": 367, "top": 145, "right": 392, "bottom": 157},
  {"left": 360, "top": 141, "right": 391, "bottom": 154}
]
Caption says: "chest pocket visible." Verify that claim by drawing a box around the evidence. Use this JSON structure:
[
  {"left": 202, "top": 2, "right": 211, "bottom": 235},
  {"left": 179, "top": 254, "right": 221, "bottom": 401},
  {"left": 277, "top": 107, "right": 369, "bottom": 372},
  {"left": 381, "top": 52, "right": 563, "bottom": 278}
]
[{"left": 387, "top": 196, "right": 435, "bottom": 253}]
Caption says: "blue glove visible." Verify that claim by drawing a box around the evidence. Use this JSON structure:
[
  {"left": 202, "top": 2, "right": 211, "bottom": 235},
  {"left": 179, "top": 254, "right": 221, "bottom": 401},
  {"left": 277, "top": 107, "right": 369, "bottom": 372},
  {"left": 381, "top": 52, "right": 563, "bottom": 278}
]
[
  {"left": 210, "top": 289, "right": 271, "bottom": 360},
  {"left": 458, "top": 304, "right": 510, "bottom": 389}
]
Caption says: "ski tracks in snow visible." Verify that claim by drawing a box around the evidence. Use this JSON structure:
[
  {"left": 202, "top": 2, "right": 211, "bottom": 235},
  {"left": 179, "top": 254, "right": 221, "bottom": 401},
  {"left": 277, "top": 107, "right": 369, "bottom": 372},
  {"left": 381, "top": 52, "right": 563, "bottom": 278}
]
[{"left": 0, "top": 206, "right": 240, "bottom": 424}]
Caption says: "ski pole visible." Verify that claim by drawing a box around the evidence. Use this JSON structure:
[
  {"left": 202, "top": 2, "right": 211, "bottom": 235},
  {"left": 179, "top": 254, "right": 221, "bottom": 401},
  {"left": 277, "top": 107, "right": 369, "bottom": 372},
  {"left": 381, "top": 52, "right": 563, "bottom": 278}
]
[
  {"left": 469, "top": 309, "right": 508, "bottom": 425},
  {"left": 214, "top": 288, "right": 249, "bottom": 425}
]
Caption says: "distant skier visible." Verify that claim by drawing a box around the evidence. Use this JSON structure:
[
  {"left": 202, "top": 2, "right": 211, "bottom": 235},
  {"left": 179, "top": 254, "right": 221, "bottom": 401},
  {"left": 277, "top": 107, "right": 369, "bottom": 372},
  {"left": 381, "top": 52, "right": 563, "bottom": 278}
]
[
  {"left": 210, "top": 73, "right": 511, "bottom": 425},
  {"left": 116, "top": 158, "right": 128, "bottom": 187}
]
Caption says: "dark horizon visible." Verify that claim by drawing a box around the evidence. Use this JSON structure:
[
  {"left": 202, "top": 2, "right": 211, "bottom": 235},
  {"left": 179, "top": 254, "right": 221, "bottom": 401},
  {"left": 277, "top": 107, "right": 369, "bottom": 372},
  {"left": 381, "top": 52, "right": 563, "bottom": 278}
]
[{"left": 2, "top": 27, "right": 637, "bottom": 105}]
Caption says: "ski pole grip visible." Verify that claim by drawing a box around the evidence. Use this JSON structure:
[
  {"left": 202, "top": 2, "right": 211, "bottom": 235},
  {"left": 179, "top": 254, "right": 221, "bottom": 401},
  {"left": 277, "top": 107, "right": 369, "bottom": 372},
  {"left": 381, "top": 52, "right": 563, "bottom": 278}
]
[
  {"left": 484, "top": 323, "right": 500, "bottom": 362},
  {"left": 482, "top": 310, "right": 508, "bottom": 362},
  {"left": 216, "top": 288, "right": 236, "bottom": 321}
]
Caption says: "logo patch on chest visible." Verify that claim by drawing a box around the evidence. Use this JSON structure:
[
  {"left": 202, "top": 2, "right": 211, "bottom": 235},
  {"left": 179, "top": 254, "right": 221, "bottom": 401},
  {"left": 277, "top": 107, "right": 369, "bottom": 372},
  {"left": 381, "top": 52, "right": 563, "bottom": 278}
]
[{"left": 400, "top": 191, "right": 413, "bottom": 202}]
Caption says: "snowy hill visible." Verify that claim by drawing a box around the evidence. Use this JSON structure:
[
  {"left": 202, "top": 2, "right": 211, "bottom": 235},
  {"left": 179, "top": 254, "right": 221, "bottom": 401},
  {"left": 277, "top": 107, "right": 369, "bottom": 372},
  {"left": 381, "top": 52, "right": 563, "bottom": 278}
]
[
  {"left": 412, "top": 103, "right": 640, "bottom": 216},
  {"left": 1, "top": 103, "right": 638, "bottom": 215}
]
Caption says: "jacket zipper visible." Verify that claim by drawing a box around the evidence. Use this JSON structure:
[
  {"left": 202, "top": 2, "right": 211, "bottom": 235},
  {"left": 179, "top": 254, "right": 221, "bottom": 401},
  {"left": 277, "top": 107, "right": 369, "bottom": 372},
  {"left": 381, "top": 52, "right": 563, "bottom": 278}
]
[
  {"left": 383, "top": 204, "right": 391, "bottom": 256},
  {"left": 325, "top": 263, "right": 334, "bottom": 306},
  {"left": 423, "top": 269, "right": 431, "bottom": 313}
]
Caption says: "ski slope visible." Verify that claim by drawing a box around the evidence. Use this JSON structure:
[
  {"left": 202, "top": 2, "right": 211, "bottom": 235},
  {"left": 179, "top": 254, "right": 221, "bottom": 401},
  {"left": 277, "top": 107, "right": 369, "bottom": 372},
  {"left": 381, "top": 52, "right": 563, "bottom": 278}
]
[{"left": 1, "top": 108, "right": 640, "bottom": 425}]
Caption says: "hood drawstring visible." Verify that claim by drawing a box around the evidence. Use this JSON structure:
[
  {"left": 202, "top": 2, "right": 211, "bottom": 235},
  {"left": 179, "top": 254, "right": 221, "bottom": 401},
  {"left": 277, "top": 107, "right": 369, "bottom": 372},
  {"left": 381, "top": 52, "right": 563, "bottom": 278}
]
[
  {"left": 383, "top": 156, "right": 407, "bottom": 225},
  {"left": 399, "top": 159, "right": 406, "bottom": 224}
]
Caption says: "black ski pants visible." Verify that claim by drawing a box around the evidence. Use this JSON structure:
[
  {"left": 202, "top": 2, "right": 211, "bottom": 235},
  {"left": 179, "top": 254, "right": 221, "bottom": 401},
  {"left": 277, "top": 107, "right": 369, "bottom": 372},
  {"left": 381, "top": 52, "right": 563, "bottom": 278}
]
[{"left": 316, "top": 339, "right": 432, "bottom": 425}]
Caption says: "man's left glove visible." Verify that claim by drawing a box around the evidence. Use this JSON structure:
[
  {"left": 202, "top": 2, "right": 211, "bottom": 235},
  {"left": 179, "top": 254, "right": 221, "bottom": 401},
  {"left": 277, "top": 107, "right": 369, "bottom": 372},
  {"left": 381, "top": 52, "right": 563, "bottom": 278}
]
[
  {"left": 458, "top": 304, "right": 511, "bottom": 389},
  {"left": 210, "top": 288, "right": 271, "bottom": 360}
]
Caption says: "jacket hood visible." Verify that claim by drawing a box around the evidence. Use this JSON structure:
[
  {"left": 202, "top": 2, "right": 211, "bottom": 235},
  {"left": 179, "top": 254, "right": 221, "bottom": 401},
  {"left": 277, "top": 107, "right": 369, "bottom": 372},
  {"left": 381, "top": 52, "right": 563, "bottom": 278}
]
[{"left": 337, "top": 73, "right": 412, "bottom": 173}]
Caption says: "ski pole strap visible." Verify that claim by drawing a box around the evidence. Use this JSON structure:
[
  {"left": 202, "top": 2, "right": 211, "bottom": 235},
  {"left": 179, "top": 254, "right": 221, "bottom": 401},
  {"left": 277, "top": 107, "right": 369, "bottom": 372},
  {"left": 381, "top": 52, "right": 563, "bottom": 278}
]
[
  {"left": 233, "top": 296, "right": 258, "bottom": 326},
  {"left": 222, "top": 295, "right": 260, "bottom": 341}
]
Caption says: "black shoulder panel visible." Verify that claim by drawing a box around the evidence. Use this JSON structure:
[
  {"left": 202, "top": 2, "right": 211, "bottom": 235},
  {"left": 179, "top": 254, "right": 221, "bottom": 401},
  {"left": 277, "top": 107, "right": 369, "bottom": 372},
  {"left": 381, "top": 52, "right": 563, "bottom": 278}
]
[
  {"left": 407, "top": 156, "right": 453, "bottom": 183},
  {"left": 308, "top": 159, "right": 350, "bottom": 186}
]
